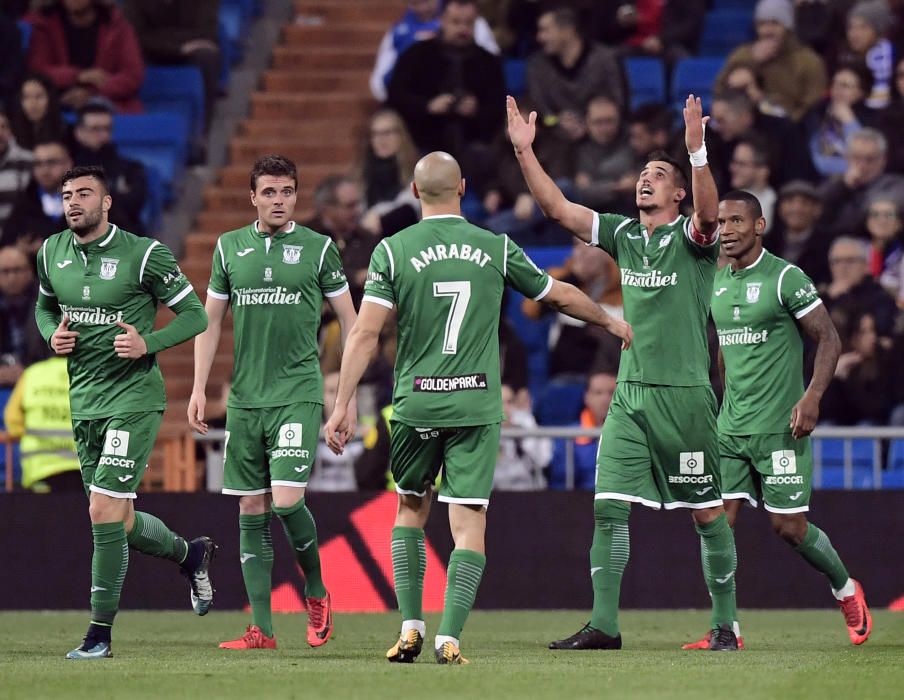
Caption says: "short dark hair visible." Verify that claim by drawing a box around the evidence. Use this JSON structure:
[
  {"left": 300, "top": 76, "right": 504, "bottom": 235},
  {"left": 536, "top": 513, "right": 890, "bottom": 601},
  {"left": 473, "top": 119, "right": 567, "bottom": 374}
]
[
  {"left": 628, "top": 103, "right": 672, "bottom": 133},
  {"left": 313, "top": 174, "right": 357, "bottom": 211},
  {"left": 546, "top": 7, "right": 579, "bottom": 29},
  {"left": 77, "top": 102, "right": 113, "bottom": 126},
  {"left": 33, "top": 139, "right": 71, "bottom": 158},
  {"left": 250, "top": 154, "right": 298, "bottom": 191},
  {"left": 834, "top": 58, "right": 874, "bottom": 99},
  {"left": 645, "top": 150, "right": 687, "bottom": 189},
  {"left": 61, "top": 165, "right": 109, "bottom": 194},
  {"left": 721, "top": 189, "right": 763, "bottom": 219},
  {"left": 734, "top": 133, "right": 771, "bottom": 168},
  {"left": 713, "top": 88, "right": 754, "bottom": 114},
  {"left": 445, "top": 0, "right": 478, "bottom": 11}
]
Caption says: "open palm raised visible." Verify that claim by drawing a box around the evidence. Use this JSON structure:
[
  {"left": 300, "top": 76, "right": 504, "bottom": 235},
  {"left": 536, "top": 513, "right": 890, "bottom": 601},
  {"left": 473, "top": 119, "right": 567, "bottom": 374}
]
[{"left": 506, "top": 95, "right": 537, "bottom": 153}]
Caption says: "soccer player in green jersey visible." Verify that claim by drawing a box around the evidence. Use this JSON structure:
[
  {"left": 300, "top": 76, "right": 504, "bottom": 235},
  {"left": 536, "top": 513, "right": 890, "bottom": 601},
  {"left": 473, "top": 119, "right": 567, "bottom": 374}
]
[
  {"left": 324, "top": 151, "right": 632, "bottom": 665},
  {"left": 682, "top": 190, "right": 871, "bottom": 648},
  {"left": 188, "top": 155, "right": 357, "bottom": 650},
  {"left": 508, "top": 94, "right": 741, "bottom": 650},
  {"left": 34, "top": 166, "right": 213, "bottom": 659}
]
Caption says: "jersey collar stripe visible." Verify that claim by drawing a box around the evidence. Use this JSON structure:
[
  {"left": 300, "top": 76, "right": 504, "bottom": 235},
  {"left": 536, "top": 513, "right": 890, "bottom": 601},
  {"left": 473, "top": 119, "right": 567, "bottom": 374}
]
[
  {"left": 794, "top": 298, "right": 823, "bottom": 319},
  {"left": 253, "top": 220, "right": 296, "bottom": 233},
  {"left": 589, "top": 215, "right": 600, "bottom": 246},
  {"left": 98, "top": 224, "right": 118, "bottom": 247},
  {"left": 502, "top": 234, "right": 509, "bottom": 277},
  {"left": 318, "top": 237, "right": 331, "bottom": 273},
  {"left": 380, "top": 238, "right": 395, "bottom": 280},
  {"left": 139, "top": 240, "right": 160, "bottom": 284},
  {"left": 216, "top": 238, "right": 227, "bottom": 271},
  {"left": 776, "top": 264, "right": 796, "bottom": 306},
  {"left": 613, "top": 217, "right": 632, "bottom": 239},
  {"left": 421, "top": 214, "right": 464, "bottom": 220},
  {"left": 164, "top": 284, "right": 193, "bottom": 307},
  {"left": 532, "top": 275, "right": 553, "bottom": 302},
  {"left": 324, "top": 283, "right": 350, "bottom": 298},
  {"left": 207, "top": 288, "right": 229, "bottom": 301},
  {"left": 362, "top": 293, "right": 393, "bottom": 309},
  {"left": 39, "top": 284, "right": 55, "bottom": 297},
  {"left": 744, "top": 249, "right": 766, "bottom": 270}
]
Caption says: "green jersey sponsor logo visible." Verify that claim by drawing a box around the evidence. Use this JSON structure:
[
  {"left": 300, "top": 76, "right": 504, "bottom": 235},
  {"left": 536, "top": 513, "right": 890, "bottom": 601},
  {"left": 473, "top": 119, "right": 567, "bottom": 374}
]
[
  {"left": 620, "top": 267, "right": 678, "bottom": 288},
  {"left": 232, "top": 285, "right": 304, "bottom": 306},
  {"left": 717, "top": 325, "right": 769, "bottom": 346},
  {"left": 58, "top": 304, "right": 124, "bottom": 325},
  {"left": 413, "top": 373, "right": 488, "bottom": 392}
]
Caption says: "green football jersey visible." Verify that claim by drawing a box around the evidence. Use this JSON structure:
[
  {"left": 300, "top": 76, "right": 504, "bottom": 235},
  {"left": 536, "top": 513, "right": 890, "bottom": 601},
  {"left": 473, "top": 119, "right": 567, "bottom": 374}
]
[
  {"left": 36, "top": 225, "right": 194, "bottom": 419},
  {"left": 363, "top": 215, "right": 551, "bottom": 427},
  {"left": 593, "top": 213, "right": 718, "bottom": 386},
  {"left": 711, "top": 249, "right": 821, "bottom": 435},
  {"left": 207, "top": 221, "right": 348, "bottom": 409}
]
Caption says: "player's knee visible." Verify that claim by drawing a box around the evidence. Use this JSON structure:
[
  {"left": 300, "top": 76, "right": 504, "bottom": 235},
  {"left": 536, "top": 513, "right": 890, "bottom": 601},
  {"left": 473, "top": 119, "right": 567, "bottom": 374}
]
[
  {"left": 88, "top": 494, "right": 126, "bottom": 524},
  {"left": 771, "top": 514, "right": 807, "bottom": 546},
  {"left": 593, "top": 498, "right": 630, "bottom": 527},
  {"left": 271, "top": 487, "right": 304, "bottom": 510},
  {"left": 238, "top": 494, "right": 270, "bottom": 515}
]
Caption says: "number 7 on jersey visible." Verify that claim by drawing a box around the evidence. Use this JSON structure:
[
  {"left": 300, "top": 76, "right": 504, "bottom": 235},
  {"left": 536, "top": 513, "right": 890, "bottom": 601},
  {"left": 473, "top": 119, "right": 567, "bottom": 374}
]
[{"left": 433, "top": 280, "right": 471, "bottom": 355}]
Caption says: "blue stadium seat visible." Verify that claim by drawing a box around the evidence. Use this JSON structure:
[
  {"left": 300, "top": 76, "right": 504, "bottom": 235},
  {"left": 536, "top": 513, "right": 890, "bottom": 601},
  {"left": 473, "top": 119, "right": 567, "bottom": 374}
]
[
  {"left": 0, "top": 387, "right": 20, "bottom": 491},
  {"left": 624, "top": 57, "right": 666, "bottom": 109},
  {"left": 712, "top": 0, "right": 756, "bottom": 9},
  {"left": 880, "top": 469, "right": 904, "bottom": 488},
  {"left": 816, "top": 466, "right": 875, "bottom": 489},
  {"left": 219, "top": 3, "right": 245, "bottom": 66},
  {"left": 523, "top": 245, "right": 572, "bottom": 271},
  {"left": 113, "top": 113, "right": 190, "bottom": 202},
  {"left": 140, "top": 66, "right": 205, "bottom": 139},
  {"left": 504, "top": 58, "right": 528, "bottom": 97},
  {"left": 536, "top": 381, "right": 585, "bottom": 426},
  {"left": 888, "top": 439, "right": 904, "bottom": 471},
  {"left": 813, "top": 438, "right": 876, "bottom": 469},
  {"left": 699, "top": 10, "right": 754, "bottom": 57},
  {"left": 671, "top": 57, "right": 725, "bottom": 112},
  {"left": 140, "top": 164, "right": 164, "bottom": 234},
  {"left": 17, "top": 19, "right": 31, "bottom": 53}
]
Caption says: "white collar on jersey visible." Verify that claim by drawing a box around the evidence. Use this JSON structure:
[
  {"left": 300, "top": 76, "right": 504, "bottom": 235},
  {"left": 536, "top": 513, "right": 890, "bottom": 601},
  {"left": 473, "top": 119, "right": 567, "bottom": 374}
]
[
  {"left": 97, "top": 224, "right": 118, "bottom": 247},
  {"left": 421, "top": 214, "right": 465, "bottom": 220},
  {"left": 254, "top": 220, "right": 296, "bottom": 234},
  {"left": 733, "top": 248, "right": 766, "bottom": 272}
]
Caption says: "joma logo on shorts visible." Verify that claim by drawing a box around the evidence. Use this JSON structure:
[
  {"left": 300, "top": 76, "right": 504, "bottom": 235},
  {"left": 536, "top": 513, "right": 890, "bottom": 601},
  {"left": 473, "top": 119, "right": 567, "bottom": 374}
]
[{"left": 413, "top": 374, "right": 488, "bottom": 392}]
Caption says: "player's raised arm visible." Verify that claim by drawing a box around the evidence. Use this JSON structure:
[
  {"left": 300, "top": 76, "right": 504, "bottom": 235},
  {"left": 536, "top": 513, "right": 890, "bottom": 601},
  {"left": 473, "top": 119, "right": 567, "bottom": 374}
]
[
  {"left": 790, "top": 303, "right": 841, "bottom": 439},
  {"left": 684, "top": 94, "right": 719, "bottom": 243},
  {"left": 542, "top": 278, "right": 633, "bottom": 349},
  {"left": 507, "top": 95, "right": 596, "bottom": 243}
]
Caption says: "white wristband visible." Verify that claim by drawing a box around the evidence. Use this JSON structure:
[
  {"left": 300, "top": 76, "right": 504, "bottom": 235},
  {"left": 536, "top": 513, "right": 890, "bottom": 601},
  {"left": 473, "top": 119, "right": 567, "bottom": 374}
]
[{"left": 688, "top": 144, "right": 708, "bottom": 168}]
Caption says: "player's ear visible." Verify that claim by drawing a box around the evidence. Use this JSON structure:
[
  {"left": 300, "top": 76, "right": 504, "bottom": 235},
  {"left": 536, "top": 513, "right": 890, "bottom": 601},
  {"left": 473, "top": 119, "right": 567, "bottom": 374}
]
[
  {"left": 250, "top": 190, "right": 257, "bottom": 207},
  {"left": 102, "top": 194, "right": 112, "bottom": 213},
  {"left": 412, "top": 181, "right": 421, "bottom": 200},
  {"left": 458, "top": 178, "right": 466, "bottom": 199},
  {"left": 755, "top": 216, "right": 766, "bottom": 236},
  {"left": 674, "top": 187, "right": 686, "bottom": 203}
]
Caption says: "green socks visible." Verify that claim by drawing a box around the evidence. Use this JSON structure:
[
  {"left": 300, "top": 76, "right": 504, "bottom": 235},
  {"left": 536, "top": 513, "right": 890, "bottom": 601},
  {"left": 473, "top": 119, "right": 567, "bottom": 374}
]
[
  {"left": 437, "top": 549, "right": 486, "bottom": 640},
  {"left": 127, "top": 511, "right": 189, "bottom": 565},
  {"left": 696, "top": 513, "right": 738, "bottom": 628},
  {"left": 90, "top": 522, "right": 128, "bottom": 626},
  {"left": 239, "top": 512, "right": 275, "bottom": 637},
  {"left": 391, "top": 526, "right": 426, "bottom": 622},
  {"left": 273, "top": 500, "right": 326, "bottom": 598},
  {"left": 795, "top": 523, "right": 850, "bottom": 591},
  {"left": 589, "top": 499, "right": 631, "bottom": 637}
]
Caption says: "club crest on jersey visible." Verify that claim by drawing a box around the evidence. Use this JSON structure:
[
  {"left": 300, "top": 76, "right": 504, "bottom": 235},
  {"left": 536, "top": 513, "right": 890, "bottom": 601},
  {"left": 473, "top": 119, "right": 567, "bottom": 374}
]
[
  {"left": 282, "top": 244, "right": 302, "bottom": 265},
  {"left": 733, "top": 306, "right": 740, "bottom": 321},
  {"left": 643, "top": 255, "right": 650, "bottom": 269},
  {"left": 264, "top": 266, "right": 273, "bottom": 282},
  {"left": 746, "top": 282, "right": 761, "bottom": 303},
  {"left": 100, "top": 257, "right": 119, "bottom": 280},
  {"left": 658, "top": 232, "right": 673, "bottom": 248},
  {"left": 82, "top": 285, "right": 91, "bottom": 300}
]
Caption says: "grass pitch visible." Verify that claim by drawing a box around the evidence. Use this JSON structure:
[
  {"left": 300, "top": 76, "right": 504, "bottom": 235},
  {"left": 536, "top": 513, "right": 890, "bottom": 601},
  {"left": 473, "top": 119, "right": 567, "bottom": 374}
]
[{"left": 2, "top": 610, "right": 903, "bottom": 699}]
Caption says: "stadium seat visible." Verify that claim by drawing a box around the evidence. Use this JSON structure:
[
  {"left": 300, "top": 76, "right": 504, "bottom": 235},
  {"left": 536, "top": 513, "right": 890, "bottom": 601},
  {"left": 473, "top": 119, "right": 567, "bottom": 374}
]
[
  {"left": 0, "top": 387, "right": 20, "bottom": 492},
  {"left": 113, "top": 113, "right": 190, "bottom": 202},
  {"left": 816, "top": 465, "right": 875, "bottom": 489},
  {"left": 504, "top": 58, "right": 528, "bottom": 97},
  {"left": 813, "top": 438, "right": 877, "bottom": 470},
  {"left": 140, "top": 66, "right": 205, "bottom": 139},
  {"left": 671, "top": 57, "right": 725, "bottom": 112},
  {"left": 888, "top": 439, "right": 904, "bottom": 471},
  {"left": 624, "top": 57, "right": 667, "bottom": 109},
  {"left": 523, "top": 245, "right": 572, "bottom": 271},
  {"left": 140, "top": 164, "right": 164, "bottom": 233},
  {"left": 219, "top": 3, "right": 245, "bottom": 66},
  {"left": 699, "top": 10, "right": 754, "bottom": 57},
  {"left": 536, "top": 381, "right": 585, "bottom": 426},
  {"left": 17, "top": 19, "right": 31, "bottom": 53},
  {"left": 880, "top": 469, "right": 904, "bottom": 488},
  {"left": 711, "top": 0, "right": 757, "bottom": 9}
]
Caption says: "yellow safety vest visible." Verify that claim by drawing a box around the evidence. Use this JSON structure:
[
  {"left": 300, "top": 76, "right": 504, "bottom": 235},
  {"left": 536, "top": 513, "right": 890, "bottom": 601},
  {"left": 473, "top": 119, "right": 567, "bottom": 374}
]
[{"left": 17, "top": 358, "right": 80, "bottom": 488}]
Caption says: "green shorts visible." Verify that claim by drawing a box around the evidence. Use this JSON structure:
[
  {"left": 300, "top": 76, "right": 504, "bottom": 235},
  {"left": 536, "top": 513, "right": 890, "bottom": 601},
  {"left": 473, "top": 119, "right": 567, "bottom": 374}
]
[
  {"left": 389, "top": 420, "right": 501, "bottom": 507},
  {"left": 73, "top": 411, "right": 163, "bottom": 499},
  {"left": 222, "top": 402, "right": 321, "bottom": 495},
  {"left": 595, "top": 382, "right": 721, "bottom": 510},
  {"left": 720, "top": 433, "right": 812, "bottom": 513}
]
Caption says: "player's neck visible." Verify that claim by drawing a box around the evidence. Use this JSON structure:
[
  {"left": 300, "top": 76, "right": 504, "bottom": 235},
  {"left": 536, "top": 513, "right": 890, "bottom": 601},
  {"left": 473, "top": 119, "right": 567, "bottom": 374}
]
[
  {"left": 256, "top": 220, "right": 292, "bottom": 236},
  {"left": 73, "top": 220, "right": 110, "bottom": 245},
  {"left": 731, "top": 244, "right": 764, "bottom": 271},
  {"left": 420, "top": 203, "right": 462, "bottom": 219},
  {"left": 638, "top": 207, "right": 678, "bottom": 231}
]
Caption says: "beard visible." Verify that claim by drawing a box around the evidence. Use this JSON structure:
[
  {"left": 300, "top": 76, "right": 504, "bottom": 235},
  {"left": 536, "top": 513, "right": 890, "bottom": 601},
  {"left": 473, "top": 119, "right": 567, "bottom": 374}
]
[
  {"left": 67, "top": 207, "right": 103, "bottom": 235},
  {"left": 637, "top": 200, "right": 659, "bottom": 212}
]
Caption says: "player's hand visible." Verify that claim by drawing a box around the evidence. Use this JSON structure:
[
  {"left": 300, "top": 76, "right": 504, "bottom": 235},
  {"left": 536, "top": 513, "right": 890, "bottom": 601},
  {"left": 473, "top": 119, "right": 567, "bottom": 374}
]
[
  {"left": 683, "top": 94, "right": 710, "bottom": 154},
  {"left": 51, "top": 315, "right": 79, "bottom": 355},
  {"left": 506, "top": 95, "right": 537, "bottom": 153},
  {"left": 605, "top": 317, "right": 634, "bottom": 350},
  {"left": 113, "top": 321, "right": 148, "bottom": 359},
  {"left": 456, "top": 94, "right": 478, "bottom": 117},
  {"left": 427, "top": 93, "right": 456, "bottom": 115},
  {"left": 790, "top": 390, "right": 820, "bottom": 439},
  {"left": 188, "top": 391, "right": 208, "bottom": 435},
  {"left": 324, "top": 404, "right": 354, "bottom": 455}
]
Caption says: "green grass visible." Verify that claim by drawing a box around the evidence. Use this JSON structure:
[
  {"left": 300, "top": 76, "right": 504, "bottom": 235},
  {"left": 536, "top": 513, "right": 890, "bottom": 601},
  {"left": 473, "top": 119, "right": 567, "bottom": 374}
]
[{"left": 2, "top": 610, "right": 904, "bottom": 699}]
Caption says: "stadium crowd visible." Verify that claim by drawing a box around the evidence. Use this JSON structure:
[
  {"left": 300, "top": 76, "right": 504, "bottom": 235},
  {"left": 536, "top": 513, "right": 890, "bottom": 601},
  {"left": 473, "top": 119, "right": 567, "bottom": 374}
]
[{"left": 2, "top": 0, "right": 904, "bottom": 492}]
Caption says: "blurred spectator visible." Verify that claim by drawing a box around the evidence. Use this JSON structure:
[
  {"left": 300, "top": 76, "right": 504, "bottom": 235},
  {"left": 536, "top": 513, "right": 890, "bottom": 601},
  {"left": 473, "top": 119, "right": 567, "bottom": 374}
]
[
  {"left": 1, "top": 140, "right": 72, "bottom": 254},
  {"left": 370, "top": 0, "right": 499, "bottom": 102},
  {"left": 27, "top": 0, "right": 145, "bottom": 113},
  {"left": 355, "top": 109, "right": 420, "bottom": 238},
  {"left": 769, "top": 180, "right": 831, "bottom": 286},
  {"left": 527, "top": 8, "right": 623, "bottom": 143},
  {"left": 3, "top": 355, "right": 81, "bottom": 492},
  {"left": 717, "top": 0, "right": 827, "bottom": 121},
  {"left": 719, "top": 63, "right": 788, "bottom": 118},
  {"left": 0, "top": 14, "right": 25, "bottom": 102},
  {"left": 8, "top": 72, "right": 68, "bottom": 151},
  {"left": 0, "top": 107, "right": 33, "bottom": 239},
  {"left": 626, "top": 103, "right": 672, "bottom": 167},
  {"left": 522, "top": 242, "right": 623, "bottom": 380},
  {"left": 304, "top": 175, "right": 376, "bottom": 305},
  {"left": 574, "top": 95, "right": 635, "bottom": 213},
  {"left": 494, "top": 383, "right": 550, "bottom": 490},
  {"left": 387, "top": 0, "right": 505, "bottom": 164},
  {"left": 499, "top": 314, "right": 530, "bottom": 407},
  {"left": 71, "top": 102, "right": 146, "bottom": 233},
  {"left": 801, "top": 61, "right": 874, "bottom": 178},
  {"left": 818, "top": 128, "right": 904, "bottom": 239},
  {"left": 0, "top": 246, "right": 49, "bottom": 389},
  {"left": 794, "top": 0, "right": 854, "bottom": 57},
  {"left": 823, "top": 236, "right": 898, "bottom": 336},
  {"left": 729, "top": 136, "right": 777, "bottom": 232},
  {"left": 864, "top": 196, "right": 903, "bottom": 298},
  {"left": 548, "top": 370, "right": 616, "bottom": 490},
  {"left": 619, "top": 0, "right": 705, "bottom": 66},
  {"left": 309, "top": 371, "right": 364, "bottom": 492},
  {"left": 840, "top": 0, "right": 897, "bottom": 108},
  {"left": 875, "top": 55, "right": 904, "bottom": 173}
]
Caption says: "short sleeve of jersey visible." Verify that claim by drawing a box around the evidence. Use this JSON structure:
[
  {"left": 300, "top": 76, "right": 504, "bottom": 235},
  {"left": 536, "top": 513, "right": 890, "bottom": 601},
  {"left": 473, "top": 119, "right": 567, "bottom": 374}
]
[
  {"left": 318, "top": 239, "right": 349, "bottom": 298},
  {"left": 141, "top": 241, "right": 193, "bottom": 306},
  {"left": 779, "top": 264, "right": 821, "bottom": 319},
  {"left": 362, "top": 240, "right": 395, "bottom": 308},
  {"left": 505, "top": 236, "right": 552, "bottom": 300},
  {"left": 207, "top": 238, "right": 230, "bottom": 299},
  {"left": 36, "top": 242, "right": 55, "bottom": 298},
  {"left": 591, "top": 213, "right": 630, "bottom": 260}
]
